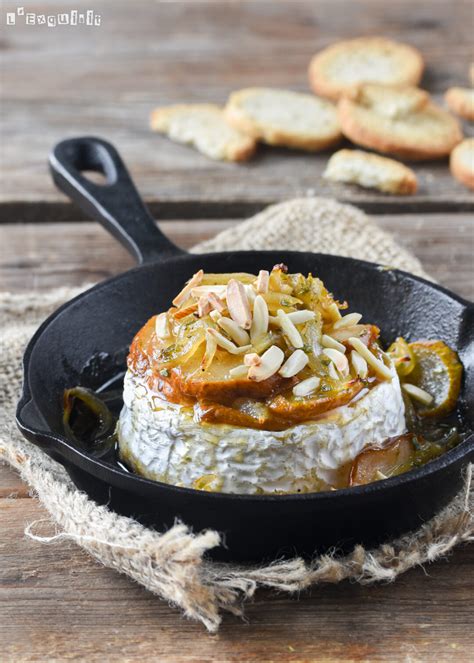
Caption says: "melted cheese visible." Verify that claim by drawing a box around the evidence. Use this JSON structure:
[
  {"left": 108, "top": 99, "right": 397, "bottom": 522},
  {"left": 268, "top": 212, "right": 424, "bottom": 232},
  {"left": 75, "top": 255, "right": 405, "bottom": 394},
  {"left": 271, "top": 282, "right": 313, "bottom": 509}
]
[{"left": 117, "top": 369, "right": 405, "bottom": 494}]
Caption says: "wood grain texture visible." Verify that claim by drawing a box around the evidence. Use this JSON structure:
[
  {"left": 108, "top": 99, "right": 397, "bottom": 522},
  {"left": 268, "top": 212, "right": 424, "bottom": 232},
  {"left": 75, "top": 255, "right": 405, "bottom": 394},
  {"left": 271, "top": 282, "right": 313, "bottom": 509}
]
[
  {"left": 1, "top": 214, "right": 473, "bottom": 300},
  {"left": 1, "top": 0, "right": 473, "bottom": 219},
  {"left": 1, "top": 494, "right": 473, "bottom": 662}
]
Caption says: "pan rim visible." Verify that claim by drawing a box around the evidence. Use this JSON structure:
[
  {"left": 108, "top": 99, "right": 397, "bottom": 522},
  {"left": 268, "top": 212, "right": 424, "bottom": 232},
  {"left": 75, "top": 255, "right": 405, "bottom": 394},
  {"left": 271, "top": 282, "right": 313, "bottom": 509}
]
[{"left": 16, "top": 250, "right": 474, "bottom": 503}]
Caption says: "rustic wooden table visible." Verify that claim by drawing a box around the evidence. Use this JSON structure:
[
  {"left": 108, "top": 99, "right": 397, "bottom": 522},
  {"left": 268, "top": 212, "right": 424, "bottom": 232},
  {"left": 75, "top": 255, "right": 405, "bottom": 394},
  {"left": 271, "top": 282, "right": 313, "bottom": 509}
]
[{"left": 1, "top": 1, "right": 473, "bottom": 660}]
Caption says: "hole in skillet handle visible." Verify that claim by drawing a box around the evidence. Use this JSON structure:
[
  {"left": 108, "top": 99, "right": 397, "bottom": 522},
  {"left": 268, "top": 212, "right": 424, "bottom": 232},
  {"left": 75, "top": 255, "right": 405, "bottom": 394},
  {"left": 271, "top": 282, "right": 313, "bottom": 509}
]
[{"left": 48, "top": 136, "right": 185, "bottom": 265}]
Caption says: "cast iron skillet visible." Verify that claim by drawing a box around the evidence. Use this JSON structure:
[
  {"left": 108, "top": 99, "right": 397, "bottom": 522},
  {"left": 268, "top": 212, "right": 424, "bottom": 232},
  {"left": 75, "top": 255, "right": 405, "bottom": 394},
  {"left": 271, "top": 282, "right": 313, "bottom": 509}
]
[{"left": 17, "top": 136, "right": 474, "bottom": 562}]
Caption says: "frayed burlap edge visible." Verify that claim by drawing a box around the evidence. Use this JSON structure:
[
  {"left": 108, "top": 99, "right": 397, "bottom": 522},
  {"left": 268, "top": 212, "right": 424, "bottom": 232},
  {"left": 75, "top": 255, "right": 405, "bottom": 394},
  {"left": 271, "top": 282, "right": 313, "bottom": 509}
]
[{"left": 1, "top": 198, "right": 472, "bottom": 632}]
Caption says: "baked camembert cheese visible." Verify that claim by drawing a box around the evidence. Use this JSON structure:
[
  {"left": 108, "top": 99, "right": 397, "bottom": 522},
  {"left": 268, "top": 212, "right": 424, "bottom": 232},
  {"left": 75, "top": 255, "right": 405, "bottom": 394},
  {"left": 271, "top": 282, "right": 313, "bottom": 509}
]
[{"left": 117, "top": 266, "right": 405, "bottom": 493}]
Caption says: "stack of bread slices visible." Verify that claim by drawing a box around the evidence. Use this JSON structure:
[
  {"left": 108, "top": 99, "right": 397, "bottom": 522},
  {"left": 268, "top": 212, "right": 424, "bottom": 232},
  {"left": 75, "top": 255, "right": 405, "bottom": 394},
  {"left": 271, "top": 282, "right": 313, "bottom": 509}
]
[{"left": 150, "top": 37, "right": 473, "bottom": 193}]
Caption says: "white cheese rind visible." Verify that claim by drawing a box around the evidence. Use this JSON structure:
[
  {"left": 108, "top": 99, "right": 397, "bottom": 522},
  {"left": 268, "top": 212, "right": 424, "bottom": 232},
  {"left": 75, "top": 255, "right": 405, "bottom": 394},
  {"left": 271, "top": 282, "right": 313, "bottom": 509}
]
[{"left": 117, "top": 369, "right": 406, "bottom": 494}]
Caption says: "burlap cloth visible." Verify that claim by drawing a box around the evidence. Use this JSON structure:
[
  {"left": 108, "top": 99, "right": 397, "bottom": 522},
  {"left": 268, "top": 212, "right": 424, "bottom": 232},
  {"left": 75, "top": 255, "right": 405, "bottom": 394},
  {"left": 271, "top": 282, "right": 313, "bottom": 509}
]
[{"left": 1, "top": 198, "right": 472, "bottom": 632}]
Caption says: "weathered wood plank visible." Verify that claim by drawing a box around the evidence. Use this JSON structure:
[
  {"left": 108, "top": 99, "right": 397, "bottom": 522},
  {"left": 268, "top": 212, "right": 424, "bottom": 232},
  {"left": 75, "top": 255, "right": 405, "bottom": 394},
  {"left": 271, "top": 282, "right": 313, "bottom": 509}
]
[
  {"left": 1, "top": 498, "right": 473, "bottom": 661},
  {"left": 0, "top": 215, "right": 473, "bottom": 300},
  {"left": 1, "top": 0, "right": 473, "bottom": 218},
  {"left": 0, "top": 463, "right": 30, "bottom": 498}
]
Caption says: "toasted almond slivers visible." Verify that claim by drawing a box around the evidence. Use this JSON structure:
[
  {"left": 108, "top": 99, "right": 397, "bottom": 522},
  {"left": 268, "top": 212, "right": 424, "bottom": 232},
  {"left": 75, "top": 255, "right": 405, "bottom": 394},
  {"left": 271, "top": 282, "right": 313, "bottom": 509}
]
[
  {"left": 201, "top": 330, "right": 218, "bottom": 370},
  {"left": 286, "top": 310, "right": 316, "bottom": 324},
  {"left": 173, "top": 303, "right": 198, "bottom": 319},
  {"left": 327, "top": 362, "right": 340, "bottom": 381},
  {"left": 276, "top": 309, "right": 304, "bottom": 349},
  {"left": 321, "top": 334, "right": 346, "bottom": 353},
  {"left": 322, "top": 348, "right": 349, "bottom": 376},
  {"left": 250, "top": 295, "right": 269, "bottom": 343},
  {"left": 206, "top": 328, "right": 251, "bottom": 355},
  {"left": 293, "top": 376, "right": 321, "bottom": 397},
  {"left": 229, "top": 364, "right": 249, "bottom": 378},
  {"left": 190, "top": 285, "right": 227, "bottom": 298},
  {"left": 217, "top": 316, "right": 251, "bottom": 346},
  {"left": 348, "top": 337, "right": 393, "bottom": 381},
  {"left": 351, "top": 350, "right": 368, "bottom": 379},
  {"left": 197, "top": 296, "right": 211, "bottom": 317},
  {"left": 244, "top": 284, "right": 256, "bottom": 305},
  {"left": 256, "top": 270, "right": 270, "bottom": 294},
  {"left": 155, "top": 312, "right": 169, "bottom": 338},
  {"left": 268, "top": 310, "right": 316, "bottom": 326},
  {"left": 279, "top": 349, "right": 309, "bottom": 378},
  {"left": 227, "top": 279, "right": 252, "bottom": 330},
  {"left": 208, "top": 292, "right": 226, "bottom": 313},
  {"left": 333, "top": 313, "right": 363, "bottom": 330},
  {"left": 247, "top": 345, "right": 284, "bottom": 382},
  {"left": 244, "top": 352, "right": 262, "bottom": 367},
  {"left": 172, "top": 269, "right": 204, "bottom": 306},
  {"left": 402, "top": 383, "right": 434, "bottom": 406}
]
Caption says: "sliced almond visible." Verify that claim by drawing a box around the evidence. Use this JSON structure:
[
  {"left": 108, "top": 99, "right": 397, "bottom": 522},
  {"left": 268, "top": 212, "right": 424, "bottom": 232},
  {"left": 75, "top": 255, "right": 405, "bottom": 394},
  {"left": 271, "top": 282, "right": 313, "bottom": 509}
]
[
  {"left": 286, "top": 310, "right": 316, "bottom": 324},
  {"left": 190, "top": 285, "right": 227, "bottom": 298},
  {"left": 321, "top": 334, "right": 346, "bottom": 353},
  {"left": 327, "top": 362, "right": 340, "bottom": 381},
  {"left": 155, "top": 312, "right": 170, "bottom": 339},
  {"left": 269, "top": 310, "right": 316, "bottom": 326},
  {"left": 293, "top": 376, "right": 321, "bottom": 397},
  {"left": 217, "top": 316, "right": 250, "bottom": 346},
  {"left": 206, "top": 328, "right": 251, "bottom": 355},
  {"left": 201, "top": 329, "right": 218, "bottom": 371},
  {"left": 276, "top": 309, "right": 304, "bottom": 349},
  {"left": 250, "top": 295, "right": 269, "bottom": 343},
  {"left": 244, "top": 284, "right": 256, "bottom": 305},
  {"left": 173, "top": 303, "right": 198, "bottom": 319},
  {"left": 256, "top": 270, "right": 270, "bottom": 294},
  {"left": 279, "top": 349, "right": 309, "bottom": 378},
  {"left": 208, "top": 292, "right": 226, "bottom": 313},
  {"left": 402, "top": 383, "right": 434, "bottom": 406},
  {"left": 229, "top": 364, "right": 249, "bottom": 378},
  {"left": 351, "top": 350, "right": 368, "bottom": 379},
  {"left": 197, "top": 296, "right": 212, "bottom": 317},
  {"left": 348, "top": 337, "right": 393, "bottom": 381},
  {"left": 226, "top": 279, "right": 252, "bottom": 330},
  {"left": 322, "top": 348, "right": 349, "bottom": 376},
  {"left": 244, "top": 352, "right": 262, "bottom": 367},
  {"left": 172, "top": 269, "right": 204, "bottom": 306},
  {"left": 247, "top": 345, "right": 284, "bottom": 382},
  {"left": 333, "top": 312, "right": 363, "bottom": 329},
  {"left": 209, "top": 309, "right": 221, "bottom": 322}
]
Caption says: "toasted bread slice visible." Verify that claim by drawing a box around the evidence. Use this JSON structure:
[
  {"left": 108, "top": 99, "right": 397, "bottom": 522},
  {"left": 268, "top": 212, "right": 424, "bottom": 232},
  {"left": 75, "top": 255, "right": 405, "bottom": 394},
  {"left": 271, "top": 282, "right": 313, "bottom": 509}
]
[
  {"left": 445, "top": 87, "right": 474, "bottom": 121},
  {"left": 323, "top": 149, "right": 417, "bottom": 194},
  {"left": 450, "top": 138, "right": 474, "bottom": 190},
  {"left": 350, "top": 84, "right": 429, "bottom": 118},
  {"left": 150, "top": 104, "right": 256, "bottom": 162},
  {"left": 309, "top": 37, "right": 424, "bottom": 101},
  {"left": 224, "top": 88, "right": 341, "bottom": 151},
  {"left": 338, "top": 85, "right": 463, "bottom": 160}
]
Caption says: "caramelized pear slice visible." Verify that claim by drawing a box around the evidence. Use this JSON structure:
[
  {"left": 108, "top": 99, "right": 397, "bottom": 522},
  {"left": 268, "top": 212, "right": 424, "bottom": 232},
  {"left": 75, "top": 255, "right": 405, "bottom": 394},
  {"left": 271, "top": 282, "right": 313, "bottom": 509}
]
[
  {"left": 349, "top": 434, "right": 415, "bottom": 486},
  {"left": 267, "top": 379, "right": 364, "bottom": 424}
]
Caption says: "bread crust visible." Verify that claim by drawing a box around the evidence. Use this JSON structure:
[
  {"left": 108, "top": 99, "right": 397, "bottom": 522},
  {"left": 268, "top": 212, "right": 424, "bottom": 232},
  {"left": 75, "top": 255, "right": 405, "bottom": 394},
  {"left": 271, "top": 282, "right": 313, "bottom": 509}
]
[
  {"left": 150, "top": 104, "right": 256, "bottom": 162},
  {"left": 338, "top": 88, "right": 463, "bottom": 160},
  {"left": 309, "top": 37, "right": 424, "bottom": 101},
  {"left": 224, "top": 88, "right": 342, "bottom": 151},
  {"left": 450, "top": 138, "right": 474, "bottom": 190},
  {"left": 445, "top": 87, "right": 474, "bottom": 121},
  {"left": 323, "top": 149, "right": 417, "bottom": 194}
]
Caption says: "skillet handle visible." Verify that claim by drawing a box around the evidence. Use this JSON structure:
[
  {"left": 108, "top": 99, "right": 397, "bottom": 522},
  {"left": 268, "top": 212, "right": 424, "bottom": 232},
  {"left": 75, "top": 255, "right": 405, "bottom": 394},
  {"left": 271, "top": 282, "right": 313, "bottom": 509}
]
[{"left": 49, "top": 136, "right": 185, "bottom": 264}]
